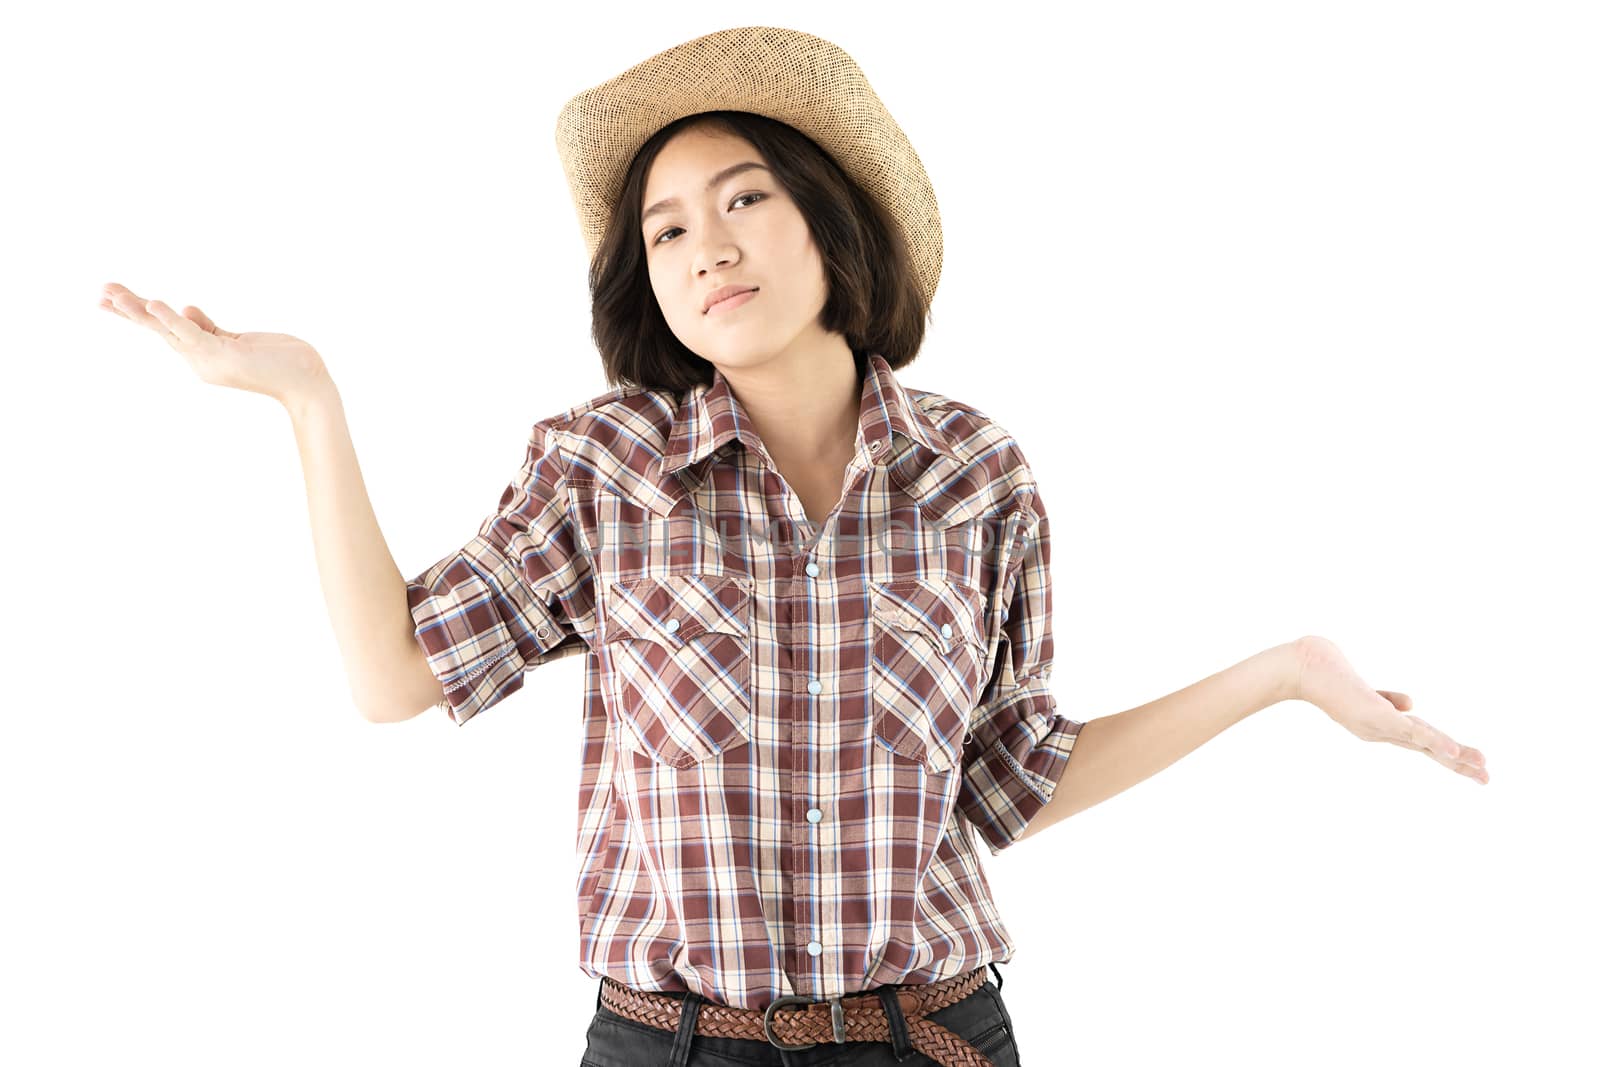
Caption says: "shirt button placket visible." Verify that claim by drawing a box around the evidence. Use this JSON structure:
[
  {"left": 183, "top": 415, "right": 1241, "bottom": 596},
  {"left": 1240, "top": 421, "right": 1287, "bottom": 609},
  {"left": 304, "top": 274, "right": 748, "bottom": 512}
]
[{"left": 802, "top": 555, "right": 824, "bottom": 983}]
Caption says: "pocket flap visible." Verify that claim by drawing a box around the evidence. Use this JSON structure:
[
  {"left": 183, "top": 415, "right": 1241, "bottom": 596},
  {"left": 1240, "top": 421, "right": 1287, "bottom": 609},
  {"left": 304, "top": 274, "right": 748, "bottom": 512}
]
[
  {"left": 604, "top": 573, "right": 751, "bottom": 646},
  {"left": 870, "top": 578, "right": 984, "bottom": 655}
]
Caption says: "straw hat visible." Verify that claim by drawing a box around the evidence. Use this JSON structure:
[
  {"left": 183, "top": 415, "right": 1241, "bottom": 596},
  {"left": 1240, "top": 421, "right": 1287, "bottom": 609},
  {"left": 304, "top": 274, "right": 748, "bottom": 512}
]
[{"left": 554, "top": 25, "right": 944, "bottom": 309}]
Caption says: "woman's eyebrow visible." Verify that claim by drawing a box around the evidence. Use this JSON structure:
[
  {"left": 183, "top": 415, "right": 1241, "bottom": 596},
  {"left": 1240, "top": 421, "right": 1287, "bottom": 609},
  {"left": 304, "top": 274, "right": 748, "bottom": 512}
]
[{"left": 642, "top": 162, "right": 772, "bottom": 225}]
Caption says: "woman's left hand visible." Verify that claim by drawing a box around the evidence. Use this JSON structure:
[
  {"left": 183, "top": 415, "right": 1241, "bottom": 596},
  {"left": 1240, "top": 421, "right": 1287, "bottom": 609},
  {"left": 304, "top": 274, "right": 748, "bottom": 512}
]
[{"left": 1292, "top": 635, "right": 1489, "bottom": 784}]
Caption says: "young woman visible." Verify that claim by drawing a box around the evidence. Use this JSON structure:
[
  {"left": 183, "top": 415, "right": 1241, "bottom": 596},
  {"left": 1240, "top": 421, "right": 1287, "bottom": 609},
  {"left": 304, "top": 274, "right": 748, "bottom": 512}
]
[{"left": 99, "top": 26, "right": 1489, "bottom": 1067}]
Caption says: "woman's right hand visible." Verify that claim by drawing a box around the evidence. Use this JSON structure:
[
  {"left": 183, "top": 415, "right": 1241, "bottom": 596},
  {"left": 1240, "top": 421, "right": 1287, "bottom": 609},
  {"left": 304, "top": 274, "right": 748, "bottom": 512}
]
[{"left": 99, "top": 282, "right": 332, "bottom": 411}]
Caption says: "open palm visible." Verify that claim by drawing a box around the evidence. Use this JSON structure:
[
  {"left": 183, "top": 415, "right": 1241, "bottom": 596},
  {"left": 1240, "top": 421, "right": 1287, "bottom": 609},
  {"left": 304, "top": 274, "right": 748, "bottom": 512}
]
[
  {"left": 99, "top": 282, "right": 329, "bottom": 405},
  {"left": 1294, "top": 635, "right": 1489, "bottom": 784}
]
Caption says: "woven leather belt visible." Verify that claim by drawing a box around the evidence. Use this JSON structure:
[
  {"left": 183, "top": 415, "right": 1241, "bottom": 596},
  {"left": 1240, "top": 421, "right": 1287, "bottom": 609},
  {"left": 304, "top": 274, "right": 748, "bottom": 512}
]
[{"left": 598, "top": 966, "right": 995, "bottom": 1067}]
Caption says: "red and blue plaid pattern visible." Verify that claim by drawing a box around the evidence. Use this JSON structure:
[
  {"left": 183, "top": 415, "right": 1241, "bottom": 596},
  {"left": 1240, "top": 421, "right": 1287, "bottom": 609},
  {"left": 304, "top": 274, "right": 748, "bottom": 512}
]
[{"left": 405, "top": 353, "right": 1082, "bottom": 1010}]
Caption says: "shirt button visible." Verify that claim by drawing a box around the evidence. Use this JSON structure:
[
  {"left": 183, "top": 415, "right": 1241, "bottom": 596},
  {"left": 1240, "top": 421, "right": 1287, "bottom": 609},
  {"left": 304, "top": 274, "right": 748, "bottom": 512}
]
[
  {"left": 536, "top": 624, "right": 550, "bottom": 638},
  {"left": 807, "top": 679, "right": 822, "bottom": 695},
  {"left": 807, "top": 940, "right": 823, "bottom": 956},
  {"left": 806, "top": 807, "right": 823, "bottom": 824},
  {"left": 868, "top": 440, "right": 881, "bottom": 451},
  {"left": 664, "top": 618, "right": 680, "bottom": 633},
  {"left": 940, "top": 622, "right": 953, "bottom": 639},
  {"left": 805, "top": 561, "right": 820, "bottom": 577}
]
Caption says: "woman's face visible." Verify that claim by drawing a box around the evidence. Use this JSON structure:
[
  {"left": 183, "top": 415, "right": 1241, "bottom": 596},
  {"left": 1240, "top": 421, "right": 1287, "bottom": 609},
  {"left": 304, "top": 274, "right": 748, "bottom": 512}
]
[{"left": 640, "top": 126, "right": 831, "bottom": 373}]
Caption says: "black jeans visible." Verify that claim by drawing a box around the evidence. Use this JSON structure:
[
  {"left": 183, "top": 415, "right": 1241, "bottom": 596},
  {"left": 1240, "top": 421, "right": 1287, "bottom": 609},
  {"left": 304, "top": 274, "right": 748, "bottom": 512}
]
[{"left": 579, "top": 963, "right": 1021, "bottom": 1066}]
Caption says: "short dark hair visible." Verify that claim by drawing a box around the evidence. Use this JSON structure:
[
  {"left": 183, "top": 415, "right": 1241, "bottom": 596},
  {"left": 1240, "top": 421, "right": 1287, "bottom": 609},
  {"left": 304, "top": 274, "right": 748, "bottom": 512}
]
[{"left": 588, "top": 110, "right": 933, "bottom": 393}]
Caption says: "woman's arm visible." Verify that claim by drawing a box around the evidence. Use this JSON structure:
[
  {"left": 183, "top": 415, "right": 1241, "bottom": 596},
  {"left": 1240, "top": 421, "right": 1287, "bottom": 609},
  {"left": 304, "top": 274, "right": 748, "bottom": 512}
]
[
  {"left": 1014, "top": 635, "right": 1488, "bottom": 843},
  {"left": 1015, "top": 642, "right": 1297, "bottom": 841},
  {"left": 287, "top": 384, "right": 444, "bottom": 722},
  {"left": 98, "top": 283, "right": 439, "bottom": 722}
]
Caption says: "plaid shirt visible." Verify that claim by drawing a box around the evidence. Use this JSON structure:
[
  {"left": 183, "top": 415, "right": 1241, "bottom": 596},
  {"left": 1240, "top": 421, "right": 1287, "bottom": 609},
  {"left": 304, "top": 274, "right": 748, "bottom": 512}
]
[{"left": 405, "top": 352, "right": 1083, "bottom": 1010}]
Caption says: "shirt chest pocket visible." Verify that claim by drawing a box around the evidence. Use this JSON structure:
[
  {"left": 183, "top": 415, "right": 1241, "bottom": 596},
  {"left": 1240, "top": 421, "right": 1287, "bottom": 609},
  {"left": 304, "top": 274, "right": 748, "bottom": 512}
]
[
  {"left": 869, "top": 578, "right": 989, "bottom": 774},
  {"left": 599, "top": 573, "right": 754, "bottom": 769}
]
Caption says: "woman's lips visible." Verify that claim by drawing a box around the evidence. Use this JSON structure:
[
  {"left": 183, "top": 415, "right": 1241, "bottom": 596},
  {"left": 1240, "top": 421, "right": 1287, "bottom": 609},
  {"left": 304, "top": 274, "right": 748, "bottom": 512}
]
[{"left": 706, "top": 288, "right": 759, "bottom": 315}]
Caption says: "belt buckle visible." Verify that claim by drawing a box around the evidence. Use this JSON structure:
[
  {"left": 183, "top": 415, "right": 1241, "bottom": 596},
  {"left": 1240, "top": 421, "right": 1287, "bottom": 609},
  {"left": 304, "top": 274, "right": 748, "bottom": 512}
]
[{"left": 762, "top": 993, "right": 849, "bottom": 1049}]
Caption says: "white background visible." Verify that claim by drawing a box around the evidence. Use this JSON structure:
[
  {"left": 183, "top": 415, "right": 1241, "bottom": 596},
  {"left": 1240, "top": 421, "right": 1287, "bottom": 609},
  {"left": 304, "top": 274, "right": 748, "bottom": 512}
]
[{"left": 5, "top": 1, "right": 1595, "bottom": 1064}]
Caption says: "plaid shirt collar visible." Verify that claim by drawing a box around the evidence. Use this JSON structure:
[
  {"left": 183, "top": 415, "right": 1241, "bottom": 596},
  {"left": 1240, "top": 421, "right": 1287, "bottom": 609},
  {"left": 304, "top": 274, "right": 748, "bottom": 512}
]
[{"left": 662, "top": 352, "right": 961, "bottom": 484}]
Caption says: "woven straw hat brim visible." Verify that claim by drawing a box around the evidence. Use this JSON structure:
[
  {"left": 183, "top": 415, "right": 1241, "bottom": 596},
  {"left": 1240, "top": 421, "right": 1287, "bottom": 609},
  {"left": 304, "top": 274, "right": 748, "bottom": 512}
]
[{"left": 554, "top": 25, "right": 943, "bottom": 309}]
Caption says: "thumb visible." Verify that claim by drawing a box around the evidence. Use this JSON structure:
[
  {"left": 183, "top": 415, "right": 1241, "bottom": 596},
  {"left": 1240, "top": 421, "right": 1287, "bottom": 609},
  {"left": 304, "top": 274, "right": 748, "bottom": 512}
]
[
  {"left": 182, "top": 305, "right": 231, "bottom": 339},
  {"left": 1377, "top": 689, "right": 1413, "bottom": 711}
]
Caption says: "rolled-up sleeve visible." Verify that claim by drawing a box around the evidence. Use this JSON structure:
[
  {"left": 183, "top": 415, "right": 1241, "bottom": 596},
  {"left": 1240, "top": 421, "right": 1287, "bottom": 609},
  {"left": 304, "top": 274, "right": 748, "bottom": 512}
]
[
  {"left": 404, "top": 415, "right": 595, "bottom": 726},
  {"left": 958, "top": 483, "right": 1084, "bottom": 853}
]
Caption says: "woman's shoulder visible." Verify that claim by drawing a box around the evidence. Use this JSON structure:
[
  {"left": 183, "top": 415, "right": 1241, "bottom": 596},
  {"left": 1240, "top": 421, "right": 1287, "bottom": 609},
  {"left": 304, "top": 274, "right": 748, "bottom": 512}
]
[
  {"left": 533, "top": 381, "right": 670, "bottom": 435},
  {"left": 525, "top": 382, "right": 683, "bottom": 487},
  {"left": 903, "top": 385, "right": 1034, "bottom": 470},
  {"left": 894, "top": 385, "right": 1043, "bottom": 529}
]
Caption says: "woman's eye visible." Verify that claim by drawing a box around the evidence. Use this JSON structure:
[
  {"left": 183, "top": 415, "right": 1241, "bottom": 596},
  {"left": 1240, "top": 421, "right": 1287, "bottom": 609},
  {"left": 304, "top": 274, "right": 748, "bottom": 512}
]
[{"left": 652, "top": 192, "right": 767, "bottom": 246}]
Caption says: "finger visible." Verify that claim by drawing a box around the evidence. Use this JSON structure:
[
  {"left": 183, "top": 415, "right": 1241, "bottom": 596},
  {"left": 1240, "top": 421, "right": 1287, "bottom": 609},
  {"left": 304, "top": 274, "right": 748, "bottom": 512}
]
[
  {"left": 1453, "top": 745, "right": 1489, "bottom": 781},
  {"left": 185, "top": 305, "right": 220, "bottom": 333},
  {"left": 111, "top": 289, "right": 165, "bottom": 331},
  {"left": 1403, "top": 714, "right": 1459, "bottom": 759},
  {"left": 144, "top": 300, "right": 212, "bottom": 349},
  {"left": 1393, "top": 716, "right": 1488, "bottom": 782},
  {"left": 101, "top": 285, "right": 157, "bottom": 326},
  {"left": 183, "top": 305, "right": 239, "bottom": 342},
  {"left": 1377, "top": 690, "right": 1413, "bottom": 711},
  {"left": 1384, "top": 712, "right": 1453, "bottom": 760}
]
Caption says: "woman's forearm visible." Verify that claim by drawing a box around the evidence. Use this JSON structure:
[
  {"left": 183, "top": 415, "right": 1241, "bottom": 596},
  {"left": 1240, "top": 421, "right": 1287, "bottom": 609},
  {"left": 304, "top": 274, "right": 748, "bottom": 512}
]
[
  {"left": 1015, "top": 640, "right": 1303, "bottom": 842},
  {"left": 286, "top": 382, "right": 440, "bottom": 721}
]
